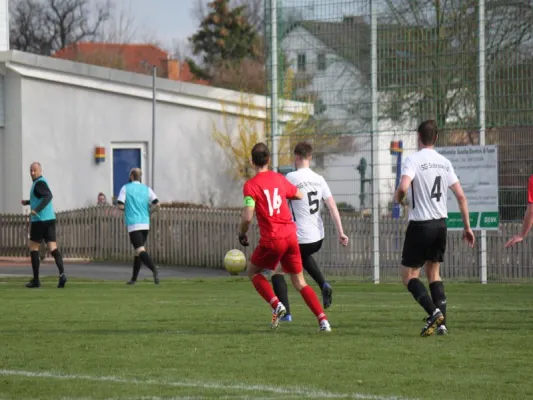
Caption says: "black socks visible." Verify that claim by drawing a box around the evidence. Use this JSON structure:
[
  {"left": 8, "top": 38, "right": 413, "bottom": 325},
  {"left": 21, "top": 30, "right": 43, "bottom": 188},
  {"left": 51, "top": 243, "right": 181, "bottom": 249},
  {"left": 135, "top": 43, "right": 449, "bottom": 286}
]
[
  {"left": 139, "top": 251, "right": 156, "bottom": 272},
  {"left": 272, "top": 274, "right": 291, "bottom": 315},
  {"left": 407, "top": 278, "right": 437, "bottom": 315},
  {"left": 131, "top": 256, "right": 142, "bottom": 281},
  {"left": 51, "top": 249, "right": 65, "bottom": 275},
  {"left": 430, "top": 281, "right": 447, "bottom": 326},
  {"left": 30, "top": 251, "right": 40, "bottom": 281}
]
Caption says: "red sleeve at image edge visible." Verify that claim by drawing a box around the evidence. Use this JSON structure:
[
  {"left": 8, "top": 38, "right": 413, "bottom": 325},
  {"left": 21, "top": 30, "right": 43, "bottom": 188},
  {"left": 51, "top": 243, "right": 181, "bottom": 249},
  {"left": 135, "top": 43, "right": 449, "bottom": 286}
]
[{"left": 527, "top": 176, "right": 533, "bottom": 204}]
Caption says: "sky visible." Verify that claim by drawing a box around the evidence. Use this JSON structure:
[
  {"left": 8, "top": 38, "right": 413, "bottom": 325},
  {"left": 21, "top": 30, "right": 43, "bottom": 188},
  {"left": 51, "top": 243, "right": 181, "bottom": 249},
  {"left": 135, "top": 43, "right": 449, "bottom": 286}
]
[{"left": 112, "top": 0, "right": 206, "bottom": 51}]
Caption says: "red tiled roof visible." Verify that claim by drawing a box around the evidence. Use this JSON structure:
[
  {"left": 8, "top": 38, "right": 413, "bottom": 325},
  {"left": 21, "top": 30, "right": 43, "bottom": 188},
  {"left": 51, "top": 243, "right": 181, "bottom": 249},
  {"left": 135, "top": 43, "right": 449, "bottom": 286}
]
[{"left": 53, "top": 42, "right": 209, "bottom": 85}]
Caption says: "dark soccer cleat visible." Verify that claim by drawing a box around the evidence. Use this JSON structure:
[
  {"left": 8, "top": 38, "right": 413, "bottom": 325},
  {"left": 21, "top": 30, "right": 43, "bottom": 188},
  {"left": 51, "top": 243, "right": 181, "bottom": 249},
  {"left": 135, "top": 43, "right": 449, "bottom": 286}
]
[
  {"left": 57, "top": 274, "right": 67, "bottom": 288},
  {"left": 322, "top": 282, "right": 333, "bottom": 309},
  {"left": 25, "top": 279, "right": 41, "bottom": 288},
  {"left": 126, "top": 280, "right": 136, "bottom": 285},
  {"left": 420, "top": 309, "right": 444, "bottom": 337},
  {"left": 153, "top": 266, "right": 160, "bottom": 285}
]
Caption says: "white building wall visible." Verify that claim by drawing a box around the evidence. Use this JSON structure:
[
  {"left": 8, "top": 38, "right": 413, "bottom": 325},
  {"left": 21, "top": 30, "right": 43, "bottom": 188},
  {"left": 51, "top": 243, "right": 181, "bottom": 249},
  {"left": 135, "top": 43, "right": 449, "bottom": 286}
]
[
  {"left": 282, "top": 26, "right": 332, "bottom": 77},
  {"left": 0, "top": 0, "right": 8, "bottom": 52},
  {"left": 3, "top": 70, "right": 23, "bottom": 213},
  {"left": 0, "top": 126, "right": 3, "bottom": 212},
  {"left": 282, "top": 27, "right": 370, "bottom": 135},
  {"left": 320, "top": 153, "right": 361, "bottom": 209},
  {"left": 17, "top": 77, "right": 248, "bottom": 212}
]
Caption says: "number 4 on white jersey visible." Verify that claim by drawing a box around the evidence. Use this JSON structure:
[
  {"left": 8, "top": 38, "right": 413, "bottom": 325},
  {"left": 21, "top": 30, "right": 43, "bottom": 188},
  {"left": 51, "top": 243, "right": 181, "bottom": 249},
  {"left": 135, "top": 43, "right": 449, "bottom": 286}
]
[{"left": 264, "top": 188, "right": 282, "bottom": 216}]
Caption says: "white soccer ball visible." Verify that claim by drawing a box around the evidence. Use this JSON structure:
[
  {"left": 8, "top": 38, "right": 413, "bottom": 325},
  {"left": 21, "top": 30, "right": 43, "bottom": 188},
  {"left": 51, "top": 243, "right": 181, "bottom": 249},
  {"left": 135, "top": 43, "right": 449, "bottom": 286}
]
[{"left": 224, "top": 249, "right": 246, "bottom": 275}]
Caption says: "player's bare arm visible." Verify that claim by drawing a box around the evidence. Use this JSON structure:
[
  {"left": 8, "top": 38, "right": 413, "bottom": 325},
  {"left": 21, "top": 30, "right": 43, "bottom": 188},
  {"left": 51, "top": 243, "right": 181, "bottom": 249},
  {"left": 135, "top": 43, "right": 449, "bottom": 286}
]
[
  {"left": 238, "top": 196, "right": 255, "bottom": 246},
  {"left": 116, "top": 186, "right": 126, "bottom": 211},
  {"left": 394, "top": 175, "right": 412, "bottom": 204},
  {"left": 505, "top": 203, "right": 533, "bottom": 248},
  {"left": 287, "top": 189, "right": 304, "bottom": 200},
  {"left": 324, "top": 196, "right": 349, "bottom": 246},
  {"left": 150, "top": 199, "right": 160, "bottom": 214},
  {"left": 239, "top": 206, "right": 254, "bottom": 235},
  {"left": 450, "top": 181, "right": 475, "bottom": 247}
]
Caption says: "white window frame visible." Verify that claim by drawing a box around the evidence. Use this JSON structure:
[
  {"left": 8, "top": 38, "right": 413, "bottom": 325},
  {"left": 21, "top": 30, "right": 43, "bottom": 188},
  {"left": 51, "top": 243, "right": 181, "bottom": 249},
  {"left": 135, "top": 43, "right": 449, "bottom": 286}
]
[{"left": 109, "top": 142, "right": 148, "bottom": 198}]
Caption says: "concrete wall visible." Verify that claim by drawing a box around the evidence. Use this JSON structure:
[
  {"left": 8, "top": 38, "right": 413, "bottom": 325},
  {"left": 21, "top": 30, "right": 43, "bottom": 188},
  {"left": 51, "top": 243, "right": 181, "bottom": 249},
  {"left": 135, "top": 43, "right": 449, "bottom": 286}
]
[
  {"left": 16, "top": 77, "right": 245, "bottom": 212},
  {"left": 0, "top": 126, "right": 3, "bottom": 212},
  {"left": 3, "top": 70, "right": 22, "bottom": 214}
]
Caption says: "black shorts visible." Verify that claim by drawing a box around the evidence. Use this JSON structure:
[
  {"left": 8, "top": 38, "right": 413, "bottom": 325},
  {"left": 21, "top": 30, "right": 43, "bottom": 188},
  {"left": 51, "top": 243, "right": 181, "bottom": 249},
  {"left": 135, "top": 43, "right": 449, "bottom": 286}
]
[
  {"left": 129, "top": 230, "right": 149, "bottom": 249},
  {"left": 30, "top": 220, "right": 57, "bottom": 243},
  {"left": 299, "top": 240, "right": 323, "bottom": 258},
  {"left": 402, "top": 218, "right": 447, "bottom": 268}
]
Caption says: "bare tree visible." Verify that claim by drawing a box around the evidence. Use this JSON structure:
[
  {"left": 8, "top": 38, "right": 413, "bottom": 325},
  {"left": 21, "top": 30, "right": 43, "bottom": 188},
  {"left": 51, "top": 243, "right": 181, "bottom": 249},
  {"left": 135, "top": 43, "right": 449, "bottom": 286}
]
[
  {"left": 10, "top": 0, "right": 112, "bottom": 55},
  {"left": 96, "top": 2, "right": 137, "bottom": 44},
  {"left": 379, "top": 0, "right": 533, "bottom": 130},
  {"left": 171, "top": 38, "right": 194, "bottom": 61}
]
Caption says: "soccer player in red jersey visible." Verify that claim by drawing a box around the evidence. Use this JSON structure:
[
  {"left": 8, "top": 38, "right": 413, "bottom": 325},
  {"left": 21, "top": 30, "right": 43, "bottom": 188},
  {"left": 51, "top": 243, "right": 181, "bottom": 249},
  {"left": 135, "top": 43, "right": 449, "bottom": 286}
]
[
  {"left": 238, "top": 143, "right": 331, "bottom": 332},
  {"left": 506, "top": 175, "right": 533, "bottom": 247}
]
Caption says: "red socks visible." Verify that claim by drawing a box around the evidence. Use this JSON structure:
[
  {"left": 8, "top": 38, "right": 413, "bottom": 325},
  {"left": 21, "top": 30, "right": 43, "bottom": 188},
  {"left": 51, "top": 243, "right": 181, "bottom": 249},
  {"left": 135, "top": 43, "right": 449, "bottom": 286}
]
[
  {"left": 252, "top": 274, "right": 279, "bottom": 309},
  {"left": 251, "top": 275, "right": 326, "bottom": 322},
  {"left": 300, "top": 285, "right": 327, "bottom": 322}
]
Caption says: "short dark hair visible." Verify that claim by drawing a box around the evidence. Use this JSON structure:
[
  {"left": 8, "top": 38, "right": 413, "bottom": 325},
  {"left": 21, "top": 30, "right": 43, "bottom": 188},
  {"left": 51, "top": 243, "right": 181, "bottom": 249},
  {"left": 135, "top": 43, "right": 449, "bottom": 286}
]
[
  {"left": 251, "top": 143, "right": 270, "bottom": 167},
  {"left": 294, "top": 141, "right": 313, "bottom": 159},
  {"left": 417, "top": 120, "right": 439, "bottom": 145}
]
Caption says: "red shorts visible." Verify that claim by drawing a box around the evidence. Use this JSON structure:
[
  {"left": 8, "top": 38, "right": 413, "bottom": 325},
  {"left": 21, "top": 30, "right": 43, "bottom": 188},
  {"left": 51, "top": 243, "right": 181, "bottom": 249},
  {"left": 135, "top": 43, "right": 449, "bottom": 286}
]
[{"left": 250, "top": 233, "right": 303, "bottom": 274}]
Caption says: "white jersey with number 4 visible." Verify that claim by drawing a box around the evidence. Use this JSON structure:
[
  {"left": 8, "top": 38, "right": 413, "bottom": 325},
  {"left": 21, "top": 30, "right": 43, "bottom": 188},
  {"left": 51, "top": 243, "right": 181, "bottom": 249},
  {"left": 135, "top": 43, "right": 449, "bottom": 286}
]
[
  {"left": 402, "top": 148, "right": 459, "bottom": 222},
  {"left": 285, "top": 168, "right": 332, "bottom": 244}
]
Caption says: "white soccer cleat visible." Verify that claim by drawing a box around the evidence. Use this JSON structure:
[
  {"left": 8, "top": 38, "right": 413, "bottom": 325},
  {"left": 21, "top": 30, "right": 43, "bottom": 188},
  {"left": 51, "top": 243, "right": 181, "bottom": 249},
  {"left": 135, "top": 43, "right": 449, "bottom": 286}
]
[
  {"left": 271, "top": 303, "right": 286, "bottom": 329},
  {"left": 437, "top": 325, "right": 449, "bottom": 336},
  {"left": 319, "top": 319, "right": 332, "bottom": 332}
]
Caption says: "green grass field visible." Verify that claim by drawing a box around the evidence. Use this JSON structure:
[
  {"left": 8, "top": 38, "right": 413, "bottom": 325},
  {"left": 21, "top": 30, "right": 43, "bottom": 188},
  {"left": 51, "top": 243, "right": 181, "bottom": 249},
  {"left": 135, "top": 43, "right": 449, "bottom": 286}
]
[{"left": 0, "top": 276, "right": 531, "bottom": 400}]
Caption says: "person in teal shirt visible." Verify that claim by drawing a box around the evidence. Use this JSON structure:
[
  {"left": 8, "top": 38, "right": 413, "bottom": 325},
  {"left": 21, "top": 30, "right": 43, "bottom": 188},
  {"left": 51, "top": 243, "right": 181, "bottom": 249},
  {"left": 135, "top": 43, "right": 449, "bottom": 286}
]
[
  {"left": 116, "top": 168, "right": 160, "bottom": 285},
  {"left": 21, "top": 162, "right": 67, "bottom": 288}
]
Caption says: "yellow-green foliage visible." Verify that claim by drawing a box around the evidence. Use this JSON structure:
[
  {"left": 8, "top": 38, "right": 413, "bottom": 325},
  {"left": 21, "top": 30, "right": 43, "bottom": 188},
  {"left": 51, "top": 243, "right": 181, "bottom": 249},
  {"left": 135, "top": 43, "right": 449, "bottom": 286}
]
[{"left": 212, "top": 68, "right": 338, "bottom": 181}]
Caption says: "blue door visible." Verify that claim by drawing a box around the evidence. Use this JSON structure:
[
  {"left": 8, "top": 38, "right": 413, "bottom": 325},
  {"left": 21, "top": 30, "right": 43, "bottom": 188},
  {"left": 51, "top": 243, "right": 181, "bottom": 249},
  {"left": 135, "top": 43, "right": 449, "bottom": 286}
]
[{"left": 113, "top": 148, "right": 141, "bottom": 200}]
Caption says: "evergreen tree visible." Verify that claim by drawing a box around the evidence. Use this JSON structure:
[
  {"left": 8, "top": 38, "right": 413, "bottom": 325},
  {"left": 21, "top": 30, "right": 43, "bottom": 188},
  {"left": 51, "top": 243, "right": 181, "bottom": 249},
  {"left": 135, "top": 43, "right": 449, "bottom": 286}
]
[{"left": 187, "top": 0, "right": 260, "bottom": 81}]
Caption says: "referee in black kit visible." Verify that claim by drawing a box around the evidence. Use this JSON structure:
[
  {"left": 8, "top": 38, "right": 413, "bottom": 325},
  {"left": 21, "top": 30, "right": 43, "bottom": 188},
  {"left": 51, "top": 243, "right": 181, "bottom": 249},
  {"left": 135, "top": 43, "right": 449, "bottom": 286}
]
[{"left": 21, "top": 162, "right": 67, "bottom": 288}]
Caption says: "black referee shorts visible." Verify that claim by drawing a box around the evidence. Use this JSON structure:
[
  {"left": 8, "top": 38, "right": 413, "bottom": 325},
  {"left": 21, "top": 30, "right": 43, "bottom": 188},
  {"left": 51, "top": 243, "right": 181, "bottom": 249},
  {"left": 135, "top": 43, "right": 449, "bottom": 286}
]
[
  {"left": 30, "top": 220, "right": 57, "bottom": 243},
  {"left": 401, "top": 218, "right": 447, "bottom": 268},
  {"left": 129, "top": 230, "right": 149, "bottom": 249}
]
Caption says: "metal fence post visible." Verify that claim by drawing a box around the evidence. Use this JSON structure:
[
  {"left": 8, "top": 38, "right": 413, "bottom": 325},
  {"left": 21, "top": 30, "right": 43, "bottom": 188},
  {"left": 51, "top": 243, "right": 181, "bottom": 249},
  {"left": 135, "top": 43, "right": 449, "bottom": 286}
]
[
  {"left": 371, "top": 0, "right": 380, "bottom": 284},
  {"left": 479, "top": 0, "right": 488, "bottom": 284},
  {"left": 270, "top": 0, "right": 279, "bottom": 172}
]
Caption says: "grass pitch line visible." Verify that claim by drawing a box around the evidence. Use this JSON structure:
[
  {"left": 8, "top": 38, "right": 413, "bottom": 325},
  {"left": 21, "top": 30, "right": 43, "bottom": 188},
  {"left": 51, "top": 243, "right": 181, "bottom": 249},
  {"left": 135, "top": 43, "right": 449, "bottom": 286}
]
[
  {"left": 0, "top": 369, "right": 415, "bottom": 400},
  {"left": 59, "top": 397, "right": 298, "bottom": 400}
]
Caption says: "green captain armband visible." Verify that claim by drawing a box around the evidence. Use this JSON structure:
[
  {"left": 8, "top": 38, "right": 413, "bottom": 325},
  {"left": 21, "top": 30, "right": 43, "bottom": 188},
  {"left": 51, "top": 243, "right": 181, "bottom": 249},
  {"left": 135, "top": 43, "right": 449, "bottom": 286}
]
[{"left": 244, "top": 196, "right": 255, "bottom": 207}]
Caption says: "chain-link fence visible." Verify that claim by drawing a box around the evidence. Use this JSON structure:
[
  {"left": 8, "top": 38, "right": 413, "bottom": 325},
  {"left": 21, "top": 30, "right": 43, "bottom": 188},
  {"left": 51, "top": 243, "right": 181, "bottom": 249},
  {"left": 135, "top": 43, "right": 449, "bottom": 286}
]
[{"left": 264, "top": 0, "right": 533, "bottom": 283}]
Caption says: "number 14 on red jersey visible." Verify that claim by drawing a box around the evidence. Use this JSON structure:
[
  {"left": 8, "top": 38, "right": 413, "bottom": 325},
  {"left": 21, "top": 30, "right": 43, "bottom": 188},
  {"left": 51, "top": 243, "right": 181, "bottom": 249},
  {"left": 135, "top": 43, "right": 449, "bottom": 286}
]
[{"left": 264, "top": 188, "right": 282, "bottom": 216}]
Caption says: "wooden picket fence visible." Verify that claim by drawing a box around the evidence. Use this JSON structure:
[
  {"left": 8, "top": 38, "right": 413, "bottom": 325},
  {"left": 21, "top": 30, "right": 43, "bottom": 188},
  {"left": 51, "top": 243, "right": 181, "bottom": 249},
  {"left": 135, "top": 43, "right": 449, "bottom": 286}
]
[{"left": 0, "top": 206, "right": 532, "bottom": 282}]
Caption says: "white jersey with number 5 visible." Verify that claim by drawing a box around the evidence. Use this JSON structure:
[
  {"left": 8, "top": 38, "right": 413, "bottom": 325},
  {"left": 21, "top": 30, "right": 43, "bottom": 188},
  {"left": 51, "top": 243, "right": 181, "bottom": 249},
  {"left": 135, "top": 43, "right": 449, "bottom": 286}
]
[
  {"left": 285, "top": 168, "right": 332, "bottom": 244},
  {"left": 402, "top": 148, "right": 459, "bottom": 222}
]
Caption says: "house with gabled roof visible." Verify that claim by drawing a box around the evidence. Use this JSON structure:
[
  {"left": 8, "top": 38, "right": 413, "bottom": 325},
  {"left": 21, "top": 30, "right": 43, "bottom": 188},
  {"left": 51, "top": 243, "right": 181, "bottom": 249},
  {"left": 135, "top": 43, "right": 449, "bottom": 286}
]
[
  {"left": 282, "top": 15, "right": 533, "bottom": 218},
  {"left": 281, "top": 16, "right": 417, "bottom": 212}
]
